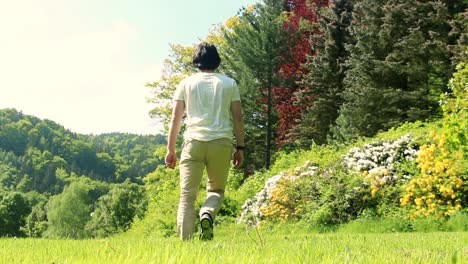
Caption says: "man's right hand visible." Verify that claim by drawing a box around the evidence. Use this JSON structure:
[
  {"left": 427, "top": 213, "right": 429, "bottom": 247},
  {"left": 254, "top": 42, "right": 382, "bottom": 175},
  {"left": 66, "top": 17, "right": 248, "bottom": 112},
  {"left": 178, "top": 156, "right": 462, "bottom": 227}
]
[
  {"left": 232, "top": 149, "right": 244, "bottom": 169},
  {"left": 165, "top": 151, "right": 177, "bottom": 169}
]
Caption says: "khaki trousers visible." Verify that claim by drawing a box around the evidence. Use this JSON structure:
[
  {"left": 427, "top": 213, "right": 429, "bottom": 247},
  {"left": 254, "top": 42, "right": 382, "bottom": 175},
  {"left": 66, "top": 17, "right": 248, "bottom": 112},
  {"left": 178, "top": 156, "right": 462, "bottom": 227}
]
[{"left": 177, "top": 138, "right": 232, "bottom": 240}]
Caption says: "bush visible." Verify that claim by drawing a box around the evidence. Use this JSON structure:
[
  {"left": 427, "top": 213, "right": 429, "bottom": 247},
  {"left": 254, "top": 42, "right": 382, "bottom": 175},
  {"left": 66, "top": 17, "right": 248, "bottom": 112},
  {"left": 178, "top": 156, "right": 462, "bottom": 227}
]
[
  {"left": 400, "top": 63, "right": 467, "bottom": 219},
  {"left": 238, "top": 131, "right": 440, "bottom": 227}
]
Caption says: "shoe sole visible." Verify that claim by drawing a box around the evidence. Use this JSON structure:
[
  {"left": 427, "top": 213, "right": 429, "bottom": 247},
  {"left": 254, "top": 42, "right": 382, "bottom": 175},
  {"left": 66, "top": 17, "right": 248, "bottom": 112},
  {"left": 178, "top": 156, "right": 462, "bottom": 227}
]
[{"left": 200, "top": 218, "right": 213, "bottom": 240}]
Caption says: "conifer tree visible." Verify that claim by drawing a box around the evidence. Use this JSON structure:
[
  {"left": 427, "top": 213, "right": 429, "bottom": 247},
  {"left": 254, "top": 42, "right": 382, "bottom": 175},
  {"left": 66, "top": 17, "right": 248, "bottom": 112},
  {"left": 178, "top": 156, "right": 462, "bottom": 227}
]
[
  {"left": 223, "top": 0, "right": 291, "bottom": 169},
  {"left": 448, "top": 1, "right": 468, "bottom": 66},
  {"left": 334, "top": 0, "right": 453, "bottom": 140},
  {"left": 296, "top": 0, "right": 354, "bottom": 146}
]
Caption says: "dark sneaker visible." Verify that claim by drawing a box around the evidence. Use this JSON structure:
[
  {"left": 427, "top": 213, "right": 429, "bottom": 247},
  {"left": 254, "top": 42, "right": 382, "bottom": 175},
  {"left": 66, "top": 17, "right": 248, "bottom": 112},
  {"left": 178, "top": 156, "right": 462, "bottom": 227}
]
[{"left": 200, "top": 213, "right": 214, "bottom": 241}]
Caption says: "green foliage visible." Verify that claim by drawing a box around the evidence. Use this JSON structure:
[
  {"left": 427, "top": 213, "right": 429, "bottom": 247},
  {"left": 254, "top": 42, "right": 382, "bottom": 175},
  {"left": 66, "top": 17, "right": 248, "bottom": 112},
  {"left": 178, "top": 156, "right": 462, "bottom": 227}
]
[
  {"left": 445, "top": 212, "right": 468, "bottom": 232},
  {"left": 400, "top": 62, "right": 467, "bottom": 219},
  {"left": 46, "top": 182, "right": 91, "bottom": 239},
  {"left": 88, "top": 133, "right": 166, "bottom": 183},
  {"left": 24, "top": 200, "right": 48, "bottom": 238},
  {"left": 448, "top": 3, "right": 468, "bottom": 66},
  {"left": 223, "top": 0, "right": 292, "bottom": 169},
  {"left": 86, "top": 180, "right": 148, "bottom": 238},
  {"left": 441, "top": 62, "right": 467, "bottom": 151},
  {"left": 0, "top": 191, "right": 30, "bottom": 237},
  {"left": 0, "top": 109, "right": 166, "bottom": 238},
  {"left": 334, "top": 0, "right": 452, "bottom": 141},
  {"left": 146, "top": 44, "right": 196, "bottom": 132},
  {"left": 0, "top": 109, "right": 166, "bottom": 192},
  {"left": 286, "top": 166, "right": 368, "bottom": 226},
  {"left": 230, "top": 170, "right": 269, "bottom": 210},
  {"left": 22, "top": 191, "right": 49, "bottom": 238},
  {"left": 239, "top": 120, "right": 452, "bottom": 228},
  {"left": 128, "top": 165, "right": 180, "bottom": 237},
  {"left": 297, "top": 0, "right": 353, "bottom": 146}
]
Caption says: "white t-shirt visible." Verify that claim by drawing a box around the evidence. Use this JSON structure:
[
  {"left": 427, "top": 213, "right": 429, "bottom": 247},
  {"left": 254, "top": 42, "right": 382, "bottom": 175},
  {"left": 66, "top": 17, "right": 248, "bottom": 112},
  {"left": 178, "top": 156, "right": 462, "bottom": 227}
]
[{"left": 173, "top": 72, "right": 240, "bottom": 141}]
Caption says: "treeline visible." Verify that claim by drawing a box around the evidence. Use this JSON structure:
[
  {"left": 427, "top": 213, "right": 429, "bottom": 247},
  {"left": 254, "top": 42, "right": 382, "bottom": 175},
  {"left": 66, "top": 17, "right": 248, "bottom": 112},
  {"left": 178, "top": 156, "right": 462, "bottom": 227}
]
[
  {"left": 0, "top": 108, "right": 166, "bottom": 238},
  {"left": 147, "top": 0, "right": 467, "bottom": 172}
]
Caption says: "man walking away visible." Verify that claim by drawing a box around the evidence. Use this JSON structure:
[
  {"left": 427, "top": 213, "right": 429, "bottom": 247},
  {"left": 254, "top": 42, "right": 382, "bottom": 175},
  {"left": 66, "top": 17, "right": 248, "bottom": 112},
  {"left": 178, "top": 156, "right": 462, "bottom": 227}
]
[{"left": 165, "top": 43, "right": 245, "bottom": 241}]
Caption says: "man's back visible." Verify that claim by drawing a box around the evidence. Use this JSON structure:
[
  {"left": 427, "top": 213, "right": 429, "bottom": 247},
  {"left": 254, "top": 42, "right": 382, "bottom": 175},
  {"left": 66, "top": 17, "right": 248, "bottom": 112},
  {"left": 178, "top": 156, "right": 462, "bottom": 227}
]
[{"left": 174, "top": 72, "right": 240, "bottom": 141}]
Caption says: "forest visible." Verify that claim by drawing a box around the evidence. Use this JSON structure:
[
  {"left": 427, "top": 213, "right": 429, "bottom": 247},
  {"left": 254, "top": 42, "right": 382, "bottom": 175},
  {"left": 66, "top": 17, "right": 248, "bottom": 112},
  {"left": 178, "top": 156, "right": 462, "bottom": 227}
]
[
  {"left": 0, "top": 108, "right": 166, "bottom": 237},
  {"left": 1, "top": 0, "right": 467, "bottom": 239}
]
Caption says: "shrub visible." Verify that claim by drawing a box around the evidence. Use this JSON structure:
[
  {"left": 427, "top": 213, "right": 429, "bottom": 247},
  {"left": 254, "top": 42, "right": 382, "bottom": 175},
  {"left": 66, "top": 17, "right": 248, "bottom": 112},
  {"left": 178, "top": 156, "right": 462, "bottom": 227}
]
[
  {"left": 239, "top": 161, "right": 319, "bottom": 226},
  {"left": 239, "top": 133, "right": 429, "bottom": 227},
  {"left": 400, "top": 63, "right": 467, "bottom": 219}
]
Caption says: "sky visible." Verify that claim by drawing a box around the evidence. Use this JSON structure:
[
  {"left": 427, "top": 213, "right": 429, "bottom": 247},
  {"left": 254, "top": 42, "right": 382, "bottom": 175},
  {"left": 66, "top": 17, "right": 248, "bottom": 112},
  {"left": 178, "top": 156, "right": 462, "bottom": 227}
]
[{"left": 0, "top": 0, "right": 257, "bottom": 135}]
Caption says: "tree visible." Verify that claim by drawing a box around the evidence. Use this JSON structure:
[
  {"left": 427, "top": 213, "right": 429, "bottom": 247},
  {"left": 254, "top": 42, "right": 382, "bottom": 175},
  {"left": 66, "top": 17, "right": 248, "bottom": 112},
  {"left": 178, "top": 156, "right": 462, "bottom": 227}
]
[
  {"left": 146, "top": 44, "right": 196, "bottom": 132},
  {"left": 46, "top": 182, "right": 91, "bottom": 239},
  {"left": 448, "top": 1, "right": 468, "bottom": 66},
  {"left": 333, "top": 0, "right": 453, "bottom": 140},
  {"left": 86, "top": 180, "right": 147, "bottom": 237},
  {"left": 0, "top": 191, "right": 30, "bottom": 237},
  {"left": 23, "top": 191, "right": 48, "bottom": 238},
  {"left": 295, "top": 0, "right": 353, "bottom": 146},
  {"left": 273, "top": 0, "right": 329, "bottom": 147},
  {"left": 223, "top": 0, "right": 292, "bottom": 169}
]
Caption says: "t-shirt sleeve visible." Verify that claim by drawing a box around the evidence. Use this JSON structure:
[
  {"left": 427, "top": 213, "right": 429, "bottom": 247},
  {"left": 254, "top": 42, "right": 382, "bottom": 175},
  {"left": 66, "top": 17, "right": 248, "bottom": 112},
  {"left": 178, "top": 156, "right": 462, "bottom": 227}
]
[
  {"left": 173, "top": 82, "right": 185, "bottom": 101},
  {"left": 231, "top": 80, "right": 241, "bottom": 102}
]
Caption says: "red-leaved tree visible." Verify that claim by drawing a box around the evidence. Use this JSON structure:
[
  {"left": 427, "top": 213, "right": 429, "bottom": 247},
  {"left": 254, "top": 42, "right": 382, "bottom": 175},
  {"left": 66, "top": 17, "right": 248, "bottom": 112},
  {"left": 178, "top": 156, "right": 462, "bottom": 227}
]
[{"left": 274, "top": 0, "right": 329, "bottom": 147}]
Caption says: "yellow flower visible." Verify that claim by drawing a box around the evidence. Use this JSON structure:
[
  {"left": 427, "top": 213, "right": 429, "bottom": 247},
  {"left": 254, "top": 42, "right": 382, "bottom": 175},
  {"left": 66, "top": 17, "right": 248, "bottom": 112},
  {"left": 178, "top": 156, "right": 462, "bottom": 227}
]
[
  {"left": 434, "top": 162, "right": 445, "bottom": 174},
  {"left": 415, "top": 198, "right": 423, "bottom": 206},
  {"left": 246, "top": 4, "right": 255, "bottom": 13},
  {"left": 225, "top": 16, "right": 241, "bottom": 28}
]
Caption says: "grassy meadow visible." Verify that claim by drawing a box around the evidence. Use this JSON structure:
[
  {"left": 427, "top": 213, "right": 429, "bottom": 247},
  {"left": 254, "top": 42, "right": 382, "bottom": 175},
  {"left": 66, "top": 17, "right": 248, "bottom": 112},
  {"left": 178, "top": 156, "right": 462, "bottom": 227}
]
[{"left": 1, "top": 224, "right": 466, "bottom": 264}]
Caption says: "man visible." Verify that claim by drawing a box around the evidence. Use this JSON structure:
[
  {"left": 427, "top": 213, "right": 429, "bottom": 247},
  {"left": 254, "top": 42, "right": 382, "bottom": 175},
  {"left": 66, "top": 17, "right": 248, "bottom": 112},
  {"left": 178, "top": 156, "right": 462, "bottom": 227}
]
[{"left": 165, "top": 43, "right": 245, "bottom": 241}]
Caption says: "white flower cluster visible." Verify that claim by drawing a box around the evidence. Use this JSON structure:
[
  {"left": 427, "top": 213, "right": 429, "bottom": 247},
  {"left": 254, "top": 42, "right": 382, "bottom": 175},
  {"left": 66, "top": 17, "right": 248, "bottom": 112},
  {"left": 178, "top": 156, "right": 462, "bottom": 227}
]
[
  {"left": 343, "top": 134, "right": 419, "bottom": 185},
  {"left": 238, "top": 161, "right": 319, "bottom": 226}
]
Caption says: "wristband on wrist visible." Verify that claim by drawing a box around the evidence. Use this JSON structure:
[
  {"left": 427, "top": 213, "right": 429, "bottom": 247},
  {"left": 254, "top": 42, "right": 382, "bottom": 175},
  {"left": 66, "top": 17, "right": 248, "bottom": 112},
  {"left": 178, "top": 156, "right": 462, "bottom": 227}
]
[{"left": 235, "top": 146, "right": 245, "bottom": 151}]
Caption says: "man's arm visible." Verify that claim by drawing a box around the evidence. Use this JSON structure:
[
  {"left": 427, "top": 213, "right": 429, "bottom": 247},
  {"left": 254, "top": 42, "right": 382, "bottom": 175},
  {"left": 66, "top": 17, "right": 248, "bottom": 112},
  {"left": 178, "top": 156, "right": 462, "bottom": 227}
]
[
  {"left": 165, "top": 100, "right": 185, "bottom": 169},
  {"left": 231, "top": 100, "right": 245, "bottom": 168}
]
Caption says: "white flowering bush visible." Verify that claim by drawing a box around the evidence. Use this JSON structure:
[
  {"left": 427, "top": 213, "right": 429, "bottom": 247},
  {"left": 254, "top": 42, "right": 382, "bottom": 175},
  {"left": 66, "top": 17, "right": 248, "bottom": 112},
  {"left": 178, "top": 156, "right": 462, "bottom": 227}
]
[
  {"left": 238, "top": 134, "right": 425, "bottom": 226},
  {"left": 239, "top": 161, "right": 319, "bottom": 226},
  {"left": 343, "top": 134, "right": 420, "bottom": 190}
]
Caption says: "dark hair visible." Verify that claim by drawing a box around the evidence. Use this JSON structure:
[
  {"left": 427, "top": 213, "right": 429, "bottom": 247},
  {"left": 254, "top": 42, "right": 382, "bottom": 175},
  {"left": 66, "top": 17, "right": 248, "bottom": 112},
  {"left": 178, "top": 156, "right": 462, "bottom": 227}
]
[{"left": 192, "top": 43, "right": 221, "bottom": 70}]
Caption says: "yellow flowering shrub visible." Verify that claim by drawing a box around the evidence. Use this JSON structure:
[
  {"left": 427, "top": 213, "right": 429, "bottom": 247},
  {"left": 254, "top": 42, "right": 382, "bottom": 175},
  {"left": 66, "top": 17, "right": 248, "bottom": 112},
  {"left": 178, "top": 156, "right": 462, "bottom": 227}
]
[
  {"left": 260, "top": 178, "right": 299, "bottom": 223},
  {"left": 400, "top": 62, "right": 467, "bottom": 219},
  {"left": 361, "top": 167, "right": 392, "bottom": 197},
  {"left": 400, "top": 132, "right": 465, "bottom": 219},
  {"left": 225, "top": 16, "right": 241, "bottom": 29}
]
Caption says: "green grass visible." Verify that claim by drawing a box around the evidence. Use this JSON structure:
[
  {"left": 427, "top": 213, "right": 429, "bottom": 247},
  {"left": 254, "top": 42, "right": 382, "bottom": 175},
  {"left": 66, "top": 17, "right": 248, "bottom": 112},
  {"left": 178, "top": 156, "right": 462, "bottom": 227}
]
[{"left": 1, "top": 224, "right": 466, "bottom": 263}]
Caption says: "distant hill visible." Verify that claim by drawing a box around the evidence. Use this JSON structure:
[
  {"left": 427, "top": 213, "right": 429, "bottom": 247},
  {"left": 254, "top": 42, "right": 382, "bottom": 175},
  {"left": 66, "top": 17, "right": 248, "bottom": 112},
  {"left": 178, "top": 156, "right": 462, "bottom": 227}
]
[{"left": 0, "top": 108, "right": 166, "bottom": 194}]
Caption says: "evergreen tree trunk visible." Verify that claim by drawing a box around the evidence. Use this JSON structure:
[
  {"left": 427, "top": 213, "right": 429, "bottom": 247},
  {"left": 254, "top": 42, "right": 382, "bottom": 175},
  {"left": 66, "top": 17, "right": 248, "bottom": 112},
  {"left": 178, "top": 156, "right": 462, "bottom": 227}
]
[
  {"left": 223, "top": 0, "right": 291, "bottom": 169},
  {"left": 266, "top": 68, "right": 273, "bottom": 169}
]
